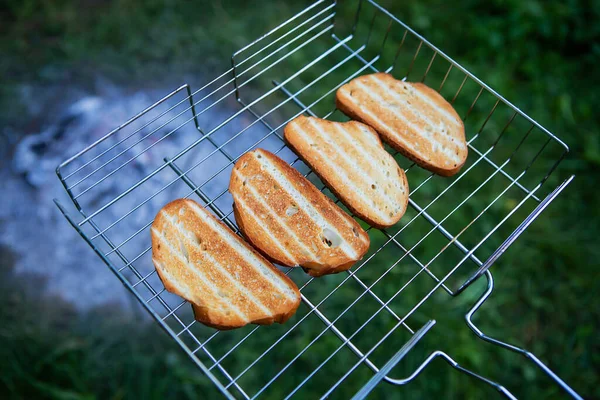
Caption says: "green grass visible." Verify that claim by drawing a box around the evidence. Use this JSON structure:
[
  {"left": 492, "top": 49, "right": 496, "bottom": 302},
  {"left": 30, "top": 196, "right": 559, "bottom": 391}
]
[
  {"left": 1, "top": 0, "right": 599, "bottom": 398},
  {"left": 0, "top": 254, "right": 223, "bottom": 400}
]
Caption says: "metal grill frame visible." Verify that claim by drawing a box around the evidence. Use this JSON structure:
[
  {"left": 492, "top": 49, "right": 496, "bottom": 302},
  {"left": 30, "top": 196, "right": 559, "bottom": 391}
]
[{"left": 53, "top": 1, "right": 582, "bottom": 398}]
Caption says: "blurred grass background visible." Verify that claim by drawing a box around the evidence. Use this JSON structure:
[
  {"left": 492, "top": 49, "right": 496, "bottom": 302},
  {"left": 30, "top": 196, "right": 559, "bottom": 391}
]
[{"left": 1, "top": 0, "right": 599, "bottom": 398}]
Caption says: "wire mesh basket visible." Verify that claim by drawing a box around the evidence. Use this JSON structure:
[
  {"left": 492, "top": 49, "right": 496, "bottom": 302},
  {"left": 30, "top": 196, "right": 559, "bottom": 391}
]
[{"left": 54, "top": 0, "right": 582, "bottom": 398}]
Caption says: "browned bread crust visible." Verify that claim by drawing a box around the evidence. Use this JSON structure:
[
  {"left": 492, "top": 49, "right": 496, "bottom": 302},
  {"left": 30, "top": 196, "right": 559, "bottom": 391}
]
[
  {"left": 284, "top": 116, "right": 409, "bottom": 228},
  {"left": 229, "top": 149, "right": 370, "bottom": 277},
  {"left": 151, "top": 198, "right": 301, "bottom": 330},
  {"left": 336, "top": 72, "right": 468, "bottom": 176}
]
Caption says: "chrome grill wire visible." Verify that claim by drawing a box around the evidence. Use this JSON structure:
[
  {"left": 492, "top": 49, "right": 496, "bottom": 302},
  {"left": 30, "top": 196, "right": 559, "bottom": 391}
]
[{"left": 54, "top": 0, "right": 580, "bottom": 399}]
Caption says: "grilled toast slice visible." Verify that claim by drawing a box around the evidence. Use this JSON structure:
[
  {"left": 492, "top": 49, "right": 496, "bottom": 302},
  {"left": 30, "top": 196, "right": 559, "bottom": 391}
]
[
  {"left": 336, "top": 72, "right": 468, "bottom": 176},
  {"left": 151, "top": 198, "right": 301, "bottom": 330},
  {"left": 229, "top": 149, "right": 370, "bottom": 277},
  {"left": 284, "top": 116, "right": 409, "bottom": 228}
]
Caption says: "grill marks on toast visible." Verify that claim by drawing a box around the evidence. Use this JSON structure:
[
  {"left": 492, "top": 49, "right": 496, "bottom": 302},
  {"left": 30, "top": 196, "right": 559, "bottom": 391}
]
[
  {"left": 255, "top": 152, "right": 358, "bottom": 259},
  {"left": 185, "top": 201, "right": 298, "bottom": 300},
  {"left": 330, "top": 122, "right": 387, "bottom": 170},
  {"left": 336, "top": 72, "right": 468, "bottom": 176},
  {"left": 363, "top": 78, "right": 459, "bottom": 161},
  {"left": 231, "top": 173, "right": 311, "bottom": 265},
  {"left": 291, "top": 124, "right": 389, "bottom": 222},
  {"left": 303, "top": 119, "right": 396, "bottom": 214},
  {"left": 233, "top": 164, "right": 328, "bottom": 264},
  {"left": 233, "top": 165, "right": 325, "bottom": 265},
  {"left": 284, "top": 116, "right": 409, "bottom": 228},
  {"left": 255, "top": 151, "right": 365, "bottom": 259},
  {"left": 369, "top": 75, "right": 462, "bottom": 131},
  {"left": 230, "top": 149, "right": 370, "bottom": 277},
  {"left": 151, "top": 199, "right": 301, "bottom": 329},
  {"left": 152, "top": 232, "right": 246, "bottom": 319},
  {"left": 351, "top": 77, "right": 461, "bottom": 161},
  {"left": 159, "top": 212, "right": 273, "bottom": 316}
]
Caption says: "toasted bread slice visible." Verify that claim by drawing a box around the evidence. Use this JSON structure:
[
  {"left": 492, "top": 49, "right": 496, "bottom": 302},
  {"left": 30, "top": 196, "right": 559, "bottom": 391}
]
[
  {"left": 284, "top": 116, "right": 409, "bottom": 228},
  {"left": 336, "top": 72, "right": 468, "bottom": 176},
  {"left": 151, "top": 198, "right": 301, "bottom": 330},
  {"left": 229, "top": 149, "right": 370, "bottom": 277}
]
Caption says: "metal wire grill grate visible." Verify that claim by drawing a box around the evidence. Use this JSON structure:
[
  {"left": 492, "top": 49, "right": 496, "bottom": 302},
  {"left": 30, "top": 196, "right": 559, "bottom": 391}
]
[{"left": 54, "top": 0, "right": 578, "bottom": 398}]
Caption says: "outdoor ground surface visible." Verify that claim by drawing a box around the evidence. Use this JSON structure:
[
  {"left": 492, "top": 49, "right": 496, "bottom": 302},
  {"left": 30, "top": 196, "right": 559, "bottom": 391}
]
[{"left": 1, "top": 0, "right": 599, "bottom": 399}]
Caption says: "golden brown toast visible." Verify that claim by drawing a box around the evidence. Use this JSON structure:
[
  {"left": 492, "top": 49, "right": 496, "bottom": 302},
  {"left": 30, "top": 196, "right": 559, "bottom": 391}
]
[
  {"left": 284, "top": 116, "right": 409, "bottom": 228},
  {"left": 336, "top": 72, "right": 468, "bottom": 176},
  {"left": 151, "top": 198, "right": 301, "bottom": 330},
  {"left": 229, "top": 149, "right": 370, "bottom": 277}
]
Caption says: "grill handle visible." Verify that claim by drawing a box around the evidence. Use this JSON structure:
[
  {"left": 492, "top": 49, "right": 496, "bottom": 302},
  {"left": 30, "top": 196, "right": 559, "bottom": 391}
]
[
  {"left": 352, "top": 322, "right": 517, "bottom": 399},
  {"left": 464, "top": 270, "right": 584, "bottom": 400},
  {"left": 352, "top": 270, "right": 583, "bottom": 400}
]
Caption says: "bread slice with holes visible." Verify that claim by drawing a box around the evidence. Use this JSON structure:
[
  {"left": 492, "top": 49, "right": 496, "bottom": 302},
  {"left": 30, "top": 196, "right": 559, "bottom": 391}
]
[
  {"left": 336, "top": 72, "right": 468, "bottom": 176},
  {"left": 229, "top": 148, "right": 370, "bottom": 277},
  {"left": 284, "top": 116, "right": 409, "bottom": 228},
  {"left": 151, "top": 198, "right": 301, "bottom": 330}
]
